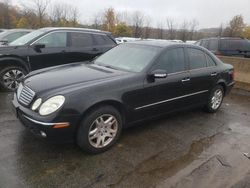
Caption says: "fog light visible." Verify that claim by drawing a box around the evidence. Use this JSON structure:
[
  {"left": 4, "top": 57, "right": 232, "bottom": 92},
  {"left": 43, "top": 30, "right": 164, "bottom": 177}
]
[{"left": 40, "top": 131, "right": 47, "bottom": 138}]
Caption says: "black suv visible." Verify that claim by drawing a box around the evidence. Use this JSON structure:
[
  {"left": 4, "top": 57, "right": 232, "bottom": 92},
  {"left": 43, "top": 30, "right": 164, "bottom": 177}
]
[
  {"left": 196, "top": 37, "right": 250, "bottom": 58},
  {"left": 0, "top": 27, "right": 117, "bottom": 91}
]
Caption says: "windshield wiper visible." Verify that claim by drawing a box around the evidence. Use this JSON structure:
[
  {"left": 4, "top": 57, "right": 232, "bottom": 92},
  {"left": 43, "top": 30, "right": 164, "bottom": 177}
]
[{"left": 95, "top": 63, "right": 119, "bottom": 70}]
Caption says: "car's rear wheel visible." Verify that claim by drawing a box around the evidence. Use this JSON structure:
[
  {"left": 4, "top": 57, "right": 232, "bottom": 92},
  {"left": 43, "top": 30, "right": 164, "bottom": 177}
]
[
  {"left": 77, "top": 105, "right": 122, "bottom": 154},
  {"left": 0, "top": 66, "right": 27, "bottom": 92},
  {"left": 204, "top": 85, "right": 224, "bottom": 113}
]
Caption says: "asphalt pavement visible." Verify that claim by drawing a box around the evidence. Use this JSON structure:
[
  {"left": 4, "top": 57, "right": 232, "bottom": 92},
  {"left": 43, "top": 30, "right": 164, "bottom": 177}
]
[{"left": 1, "top": 90, "right": 250, "bottom": 188}]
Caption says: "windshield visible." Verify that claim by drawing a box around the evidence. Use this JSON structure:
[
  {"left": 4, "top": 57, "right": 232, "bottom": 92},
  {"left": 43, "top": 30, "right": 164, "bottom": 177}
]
[
  {"left": 9, "top": 30, "right": 45, "bottom": 46},
  {"left": 94, "top": 44, "right": 161, "bottom": 72},
  {"left": 0, "top": 31, "right": 8, "bottom": 40}
]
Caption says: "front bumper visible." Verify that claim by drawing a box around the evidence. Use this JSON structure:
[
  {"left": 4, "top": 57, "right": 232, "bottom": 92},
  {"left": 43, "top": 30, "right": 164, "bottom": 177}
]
[{"left": 12, "top": 94, "right": 80, "bottom": 143}]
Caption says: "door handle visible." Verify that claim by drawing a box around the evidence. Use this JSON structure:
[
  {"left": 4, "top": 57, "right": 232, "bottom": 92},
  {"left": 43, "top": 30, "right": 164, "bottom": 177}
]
[
  {"left": 211, "top": 72, "right": 217, "bottom": 76},
  {"left": 92, "top": 48, "right": 99, "bottom": 52},
  {"left": 182, "top": 78, "right": 190, "bottom": 82}
]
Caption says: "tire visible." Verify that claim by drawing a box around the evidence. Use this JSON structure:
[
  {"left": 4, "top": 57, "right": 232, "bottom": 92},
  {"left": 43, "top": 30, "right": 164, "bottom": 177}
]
[
  {"left": 0, "top": 66, "right": 27, "bottom": 92},
  {"left": 204, "top": 85, "right": 224, "bottom": 113},
  {"left": 77, "top": 105, "right": 123, "bottom": 154}
]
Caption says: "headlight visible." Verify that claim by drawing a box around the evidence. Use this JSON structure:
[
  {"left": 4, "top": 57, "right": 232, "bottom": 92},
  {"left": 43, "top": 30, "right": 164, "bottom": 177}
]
[
  {"left": 31, "top": 98, "right": 42, "bottom": 111},
  {"left": 39, "top": 95, "right": 65, "bottom": 116}
]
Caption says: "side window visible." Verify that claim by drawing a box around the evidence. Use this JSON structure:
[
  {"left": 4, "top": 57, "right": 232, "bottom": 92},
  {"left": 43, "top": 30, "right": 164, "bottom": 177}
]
[
  {"left": 203, "top": 40, "right": 209, "bottom": 49},
  {"left": 208, "top": 39, "right": 218, "bottom": 51},
  {"left": 94, "top": 34, "right": 115, "bottom": 45},
  {"left": 153, "top": 48, "right": 185, "bottom": 74},
  {"left": 70, "top": 32, "right": 93, "bottom": 47},
  {"left": 35, "top": 32, "right": 67, "bottom": 47},
  {"left": 206, "top": 55, "right": 216, "bottom": 67},
  {"left": 187, "top": 48, "right": 207, "bottom": 70}
]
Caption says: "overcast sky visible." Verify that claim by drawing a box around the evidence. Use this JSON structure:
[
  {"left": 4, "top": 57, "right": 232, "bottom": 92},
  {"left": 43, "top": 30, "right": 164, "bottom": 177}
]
[{"left": 11, "top": 0, "right": 250, "bottom": 28}]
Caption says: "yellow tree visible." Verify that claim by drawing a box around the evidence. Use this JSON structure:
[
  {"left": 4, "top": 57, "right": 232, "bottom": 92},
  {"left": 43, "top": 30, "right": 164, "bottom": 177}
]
[
  {"left": 16, "top": 17, "right": 29, "bottom": 28},
  {"left": 102, "top": 7, "right": 116, "bottom": 33},
  {"left": 243, "top": 26, "right": 250, "bottom": 39},
  {"left": 114, "top": 23, "right": 132, "bottom": 37}
]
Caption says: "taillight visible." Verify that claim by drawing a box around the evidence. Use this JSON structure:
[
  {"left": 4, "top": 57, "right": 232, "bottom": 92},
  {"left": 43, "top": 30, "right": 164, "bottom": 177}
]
[
  {"left": 229, "top": 70, "right": 234, "bottom": 80},
  {"left": 215, "top": 51, "right": 222, "bottom": 56}
]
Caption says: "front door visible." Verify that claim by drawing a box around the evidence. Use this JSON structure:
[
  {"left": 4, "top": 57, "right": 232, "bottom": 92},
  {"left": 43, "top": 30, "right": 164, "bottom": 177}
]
[
  {"left": 133, "top": 47, "right": 191, "bottom": 120},
  {"left": 28, "top": 31, "right": 68, "bottom": 70}
]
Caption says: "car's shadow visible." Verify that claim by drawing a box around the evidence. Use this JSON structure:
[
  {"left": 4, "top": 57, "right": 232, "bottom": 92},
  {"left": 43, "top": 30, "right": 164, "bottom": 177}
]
[{"left": 14, "top": 106, "right": 225, "bottom": 187}]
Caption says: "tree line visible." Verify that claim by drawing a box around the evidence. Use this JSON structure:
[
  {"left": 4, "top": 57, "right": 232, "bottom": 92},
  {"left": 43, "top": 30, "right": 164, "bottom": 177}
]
[{"left": 0, "top": 0, "right": 250, "bottom": 40}]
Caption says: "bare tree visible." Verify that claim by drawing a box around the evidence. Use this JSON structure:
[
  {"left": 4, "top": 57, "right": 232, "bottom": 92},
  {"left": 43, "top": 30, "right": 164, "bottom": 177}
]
[
  {"left": 157, "top": 22, "right": 164, "bottom": 39},
  {"left": 49, "top": 4, "right": 68, "bottom": 26},
  {"left": 132, "top": 11, "right": 144, "bottom": 38},
  {"left": 189, "top": 19, "right": 199, "bottom": 40},
  {"left": 179, "top": 20, "right": 189, "bottom": 42},
  {"left": 92, "top": 12, "right": 102, "bottom": 29},
  {"left": 69, "top": 6, "right": 79, "bottom": 26},
  {"left": 33, "top": 0, "right": 50, "bottom": 27},
  {"left": 218, "top": 23, "right": 224, "bottom": 37},
  {"left": 0, "top": 0, "right": 11, "bottom": 28},
  {"left": 116, "top": 11, "right": 130, "bottom": 25},
  {"left": 166, "top": 18, "right": 176, "bottom": 39},
  {"left": 143, "top": 16, "right": 152, "bottom": 39}
]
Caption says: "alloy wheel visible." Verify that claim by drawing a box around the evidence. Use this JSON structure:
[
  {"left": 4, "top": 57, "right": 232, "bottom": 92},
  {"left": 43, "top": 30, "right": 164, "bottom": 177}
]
[
  {"left": 2, "top": 69, "right": 24, "bottom": 90},
  {"left": 88, "top": 114, "right": 118, "bottom": 148},
  {"left": 211, "top": 89, "right": 223, "bottom": 110}
]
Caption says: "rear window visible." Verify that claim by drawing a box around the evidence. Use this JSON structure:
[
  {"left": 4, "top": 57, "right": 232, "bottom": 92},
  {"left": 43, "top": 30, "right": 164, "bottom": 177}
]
[
  {"left": 220, "top": 39, "right": 250, "bottom": 51},
  {"left": 208, "top": 39, "right": 218, "bottom": 51},
  {"left": 70, "top": 32, "right": 93, "bottom": 47},
  {"left": 94, "top": 34, "right": 115, "bottom": 45},
  {"left": 187, "top": 48, "right": 207, "bottom": 69}
]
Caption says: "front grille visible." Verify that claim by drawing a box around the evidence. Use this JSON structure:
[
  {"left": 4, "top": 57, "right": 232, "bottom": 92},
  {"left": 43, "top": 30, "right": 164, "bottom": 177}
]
[{"left": 17, "top": 84, "right": 35, "bottom": 106}]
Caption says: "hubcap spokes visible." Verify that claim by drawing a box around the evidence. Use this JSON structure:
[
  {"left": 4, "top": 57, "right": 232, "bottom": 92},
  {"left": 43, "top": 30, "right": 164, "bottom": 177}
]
[
  {"left": 211, "top": 89, "right": 223, "bottom": 110},
  {"left": 88, "top": 114, "right": 118, "bottom": 148},
  {"left": 3, "top": 69, "right": 24, "bottom": 90}
]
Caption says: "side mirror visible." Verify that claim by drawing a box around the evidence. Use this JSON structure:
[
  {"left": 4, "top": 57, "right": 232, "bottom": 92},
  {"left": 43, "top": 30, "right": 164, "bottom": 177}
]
[
  {"left": 33, "top": 43, "right": 45, "bottom": 52},
  {"left": 0, "top": 39, "right": 8, "bottom": 45},
  {"left": 148, "top": 69, "right": 167, "bottom": 82}
]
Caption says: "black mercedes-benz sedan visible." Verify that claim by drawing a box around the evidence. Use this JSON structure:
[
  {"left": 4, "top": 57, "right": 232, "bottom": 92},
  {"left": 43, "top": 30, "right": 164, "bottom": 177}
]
[{"left": 12, "top": 41, "right": 234, "bottom": 153}]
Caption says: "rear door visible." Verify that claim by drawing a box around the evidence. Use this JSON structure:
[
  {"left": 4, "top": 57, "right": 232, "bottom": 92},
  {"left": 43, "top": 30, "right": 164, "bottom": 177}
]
[
  {"left": 66, "top": 32, "right": 100, "bottom": 63},
  {"left": 186, "top": 47, "right": 218, "bottom": 105}
]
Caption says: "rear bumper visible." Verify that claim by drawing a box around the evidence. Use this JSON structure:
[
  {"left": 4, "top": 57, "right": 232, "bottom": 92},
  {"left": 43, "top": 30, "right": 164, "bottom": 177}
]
[
  {"left": 12, "top": 94, "right": 80, "bottom": 143},
  {"left": 225, "top": 81, "right": 235, "bottom": 95}
]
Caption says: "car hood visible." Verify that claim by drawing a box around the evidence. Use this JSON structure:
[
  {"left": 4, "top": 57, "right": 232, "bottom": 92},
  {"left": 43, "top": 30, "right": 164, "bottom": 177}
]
[
  {"left": 23, "top": 63, "right": 129, "bottom": 94},
  {"left": 0, "top": 45, "right": 26, "bottom": 54}
]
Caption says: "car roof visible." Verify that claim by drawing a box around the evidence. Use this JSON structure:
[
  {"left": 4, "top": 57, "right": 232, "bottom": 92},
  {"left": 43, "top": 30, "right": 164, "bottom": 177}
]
[
  {"left": 39, "top": 27, "right": 111, "bottom": 35},
  {"left": 127, "top": 40, "right": 197, "bottom": 48},
  {"left": 201, "top": 37, "right": 245, "bottom": 40}
]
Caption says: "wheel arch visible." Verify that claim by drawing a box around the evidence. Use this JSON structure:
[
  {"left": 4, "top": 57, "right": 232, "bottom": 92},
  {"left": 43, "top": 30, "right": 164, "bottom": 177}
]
[
  {"left": 0, "top": 57, "right": 29, "bottom": 72},
  {"left": 79, "top": 100, "right": 127, "bottom": 126},
  {"left": 216, "top": 80, "right": 227, "bottom": 95}
]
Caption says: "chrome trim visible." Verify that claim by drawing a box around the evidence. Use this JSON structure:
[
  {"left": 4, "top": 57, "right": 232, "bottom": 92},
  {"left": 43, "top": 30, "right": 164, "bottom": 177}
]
[
  {"left": 30, "top": 30, "right": 106, "bottom": 46},
  {"left": 23, "top": 115, "right": 67, "bottom": 126},
  {"left": 135, "top": 90, "right": 209, "bottom": 110}
]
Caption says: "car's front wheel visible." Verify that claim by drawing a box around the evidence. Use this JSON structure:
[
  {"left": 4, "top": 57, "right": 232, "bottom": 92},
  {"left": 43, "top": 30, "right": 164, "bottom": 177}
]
[
  {"left": 205, "top": 85, "right": 224, "bottom": 113},
  {"left": 0, "top": 66, "right": 27, "bottom": 92},
  {"left": 77, "top": 105, "right": 122, "bottom": 154}
]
